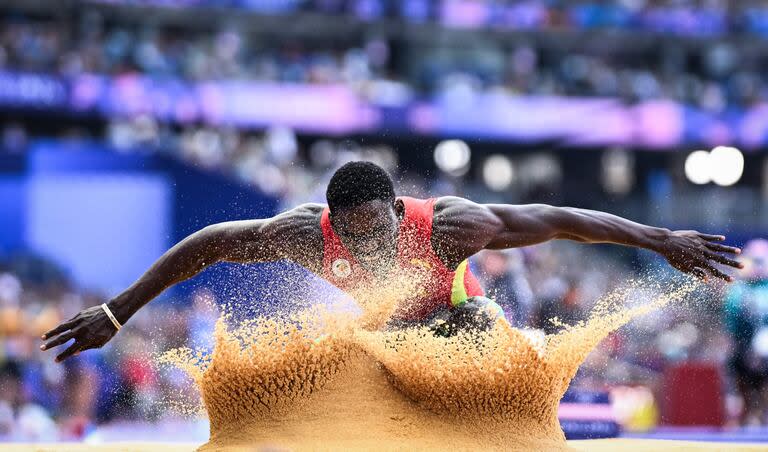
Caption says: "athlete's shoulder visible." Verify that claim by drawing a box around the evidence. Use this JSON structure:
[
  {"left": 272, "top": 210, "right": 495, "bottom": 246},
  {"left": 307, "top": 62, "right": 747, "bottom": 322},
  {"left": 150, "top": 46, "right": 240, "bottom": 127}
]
[
  {"left": 432, "top": 196, "right": 486, "bottom": 218},
  {"left": 260, "top": 203, "right": 324, "bottom": 270},
  {"left": 265, "top": 203, "right": 324, "bottom": 237},
  {"left": 278, "top": 203, "right": 324, "bottom": 220},
  {"left": 430, "top": 196, "right": 499, "bottom": 267}
]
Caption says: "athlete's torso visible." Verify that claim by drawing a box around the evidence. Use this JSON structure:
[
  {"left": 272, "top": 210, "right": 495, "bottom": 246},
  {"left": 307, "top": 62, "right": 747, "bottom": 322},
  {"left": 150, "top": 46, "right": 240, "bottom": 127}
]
[{"left": 320, "top": 196, "right": 484, "bottom": 321}]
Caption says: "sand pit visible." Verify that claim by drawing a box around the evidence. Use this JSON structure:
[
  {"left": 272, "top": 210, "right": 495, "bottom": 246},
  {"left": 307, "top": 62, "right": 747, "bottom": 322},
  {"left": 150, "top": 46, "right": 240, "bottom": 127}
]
[{"left": 150, "top": 276, "right": 729, "bottom": 451}]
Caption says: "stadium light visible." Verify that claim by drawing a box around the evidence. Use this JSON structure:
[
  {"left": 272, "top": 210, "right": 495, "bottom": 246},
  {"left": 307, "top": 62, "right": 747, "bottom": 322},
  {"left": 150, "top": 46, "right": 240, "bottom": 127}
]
[
  {"left": 684, "top": 150, "right": 712, "bottom": 185},
  {"left": 482, "top": 155, "right": 515, "bottom": 191},
  {"left": 434, "top": 139, "right": 471, "bottom": 176},
  {"left": 709, "top": 146, "right": 744, "bottom": 187},
  {"left": 684, "top": 147, "right": 744, "bottom": 186}
]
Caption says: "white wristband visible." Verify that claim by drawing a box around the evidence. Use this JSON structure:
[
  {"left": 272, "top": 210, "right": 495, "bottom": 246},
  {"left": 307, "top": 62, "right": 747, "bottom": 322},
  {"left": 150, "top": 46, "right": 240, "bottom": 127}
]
[{"left": 101, "top": 303, "right": 122, "bottom": 331}]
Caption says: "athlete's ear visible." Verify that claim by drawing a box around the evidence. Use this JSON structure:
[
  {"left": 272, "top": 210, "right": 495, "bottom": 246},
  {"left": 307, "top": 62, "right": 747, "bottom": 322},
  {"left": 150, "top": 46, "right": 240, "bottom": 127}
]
[{"left": 394, "top": 199, "right": 405, "bottom": 220}]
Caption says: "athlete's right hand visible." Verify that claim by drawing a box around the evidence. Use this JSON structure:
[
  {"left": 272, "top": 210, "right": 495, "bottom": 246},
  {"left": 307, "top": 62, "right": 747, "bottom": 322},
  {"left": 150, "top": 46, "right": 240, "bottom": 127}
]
[
  {"left": 40, "top": 304, "right": 119, "bottom": 362},
  {"left": 657, "top": 230, "right": 742, "bottom": 282}
]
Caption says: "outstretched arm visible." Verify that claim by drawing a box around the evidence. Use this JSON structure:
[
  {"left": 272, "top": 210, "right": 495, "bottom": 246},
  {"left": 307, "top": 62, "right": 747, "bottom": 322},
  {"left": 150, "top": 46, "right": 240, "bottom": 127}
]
[
  {"left": 41, "top": 204, "right": 323, "bottom": 362},
  {"left": 432, "top": 197, "right": 742, "bottom": 281}
]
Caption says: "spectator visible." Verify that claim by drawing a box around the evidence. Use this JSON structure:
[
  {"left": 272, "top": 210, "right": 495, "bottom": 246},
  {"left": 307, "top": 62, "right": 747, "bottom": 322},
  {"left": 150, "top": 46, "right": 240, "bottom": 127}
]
[{"left": 724, "top": 239, "right": 768, "bottom": 425}]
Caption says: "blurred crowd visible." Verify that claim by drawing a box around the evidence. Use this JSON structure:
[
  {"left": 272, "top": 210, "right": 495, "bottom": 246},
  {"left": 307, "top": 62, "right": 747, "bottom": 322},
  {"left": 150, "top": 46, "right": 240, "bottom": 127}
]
[
  {"left": 105, "top": 118, "right": 406, "bottom": 209},
  {"left": 0, "top": 254, "right": 218, "bottom": 441},
  {"left": 1, "top": 0, "right": 768, "bottom": 440},
  {"left": 2, "top": 9, "right": 767, "bottom": 110},
  {"left": 90, "top": 0, "right": 768, "bottom": 38},
  {"left": 2, "top": 233, "right": 767, "bottom": 440}
]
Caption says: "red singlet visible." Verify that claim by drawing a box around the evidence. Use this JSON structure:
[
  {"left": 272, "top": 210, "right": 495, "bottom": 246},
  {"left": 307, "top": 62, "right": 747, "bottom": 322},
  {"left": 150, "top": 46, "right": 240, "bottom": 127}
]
[{"left": 320, "top": 196, "right": 484, "bottom": 321}]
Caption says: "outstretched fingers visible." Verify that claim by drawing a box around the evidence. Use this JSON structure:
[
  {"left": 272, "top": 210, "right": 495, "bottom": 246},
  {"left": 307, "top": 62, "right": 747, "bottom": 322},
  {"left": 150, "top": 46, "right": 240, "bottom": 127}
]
[
  {"left": 698, "top": 233, "right": 726, "bottom": 242},
  {"left": 40, "top": 331, "right": 76, "bottom": 351},
  {"left": 705, "top": 242, "right": 741, "bottom": 255},
  {"left": 704, "top": 251, "right": 744, "bottom": 269},
  {"left": 42, "top": 319, "right": 77, "bottom": 340},
  {"left": 55, "top": 342, "right": 82, "bottom": 363}
]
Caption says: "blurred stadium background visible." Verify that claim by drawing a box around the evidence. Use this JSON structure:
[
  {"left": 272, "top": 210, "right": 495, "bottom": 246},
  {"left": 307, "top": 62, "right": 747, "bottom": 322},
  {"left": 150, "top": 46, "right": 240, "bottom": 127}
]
[{"left": 0, "top": 0, "right": 767, "bottom": 445}]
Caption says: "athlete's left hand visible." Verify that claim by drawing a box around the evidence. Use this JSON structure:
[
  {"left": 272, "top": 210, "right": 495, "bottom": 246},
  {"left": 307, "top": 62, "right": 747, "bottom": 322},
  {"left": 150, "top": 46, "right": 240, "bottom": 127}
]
[
  {"left": 40, "top": 305, "right": 118, "bottom": 362},
  {"left": 658, "top": 230, "right": 743, "bottom": 282}
]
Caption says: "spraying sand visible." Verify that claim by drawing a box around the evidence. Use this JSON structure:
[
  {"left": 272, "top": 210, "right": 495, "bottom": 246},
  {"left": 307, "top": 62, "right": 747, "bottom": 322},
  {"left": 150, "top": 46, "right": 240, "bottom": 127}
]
[{"left": 157, "top": 275, "right": 716, "bottom": 451}]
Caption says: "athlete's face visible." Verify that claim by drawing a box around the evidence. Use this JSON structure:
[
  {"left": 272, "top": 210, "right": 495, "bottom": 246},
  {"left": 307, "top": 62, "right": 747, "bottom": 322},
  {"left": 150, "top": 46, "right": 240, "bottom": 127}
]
[{"left": 330, "top": 199, "right": 403, "bottom": 271}]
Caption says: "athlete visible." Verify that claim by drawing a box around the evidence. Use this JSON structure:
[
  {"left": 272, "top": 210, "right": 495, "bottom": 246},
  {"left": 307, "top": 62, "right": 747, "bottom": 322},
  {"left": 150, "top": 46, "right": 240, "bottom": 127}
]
[{"left": 41, "top": 161, "right": 743, "bottom": 361}]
